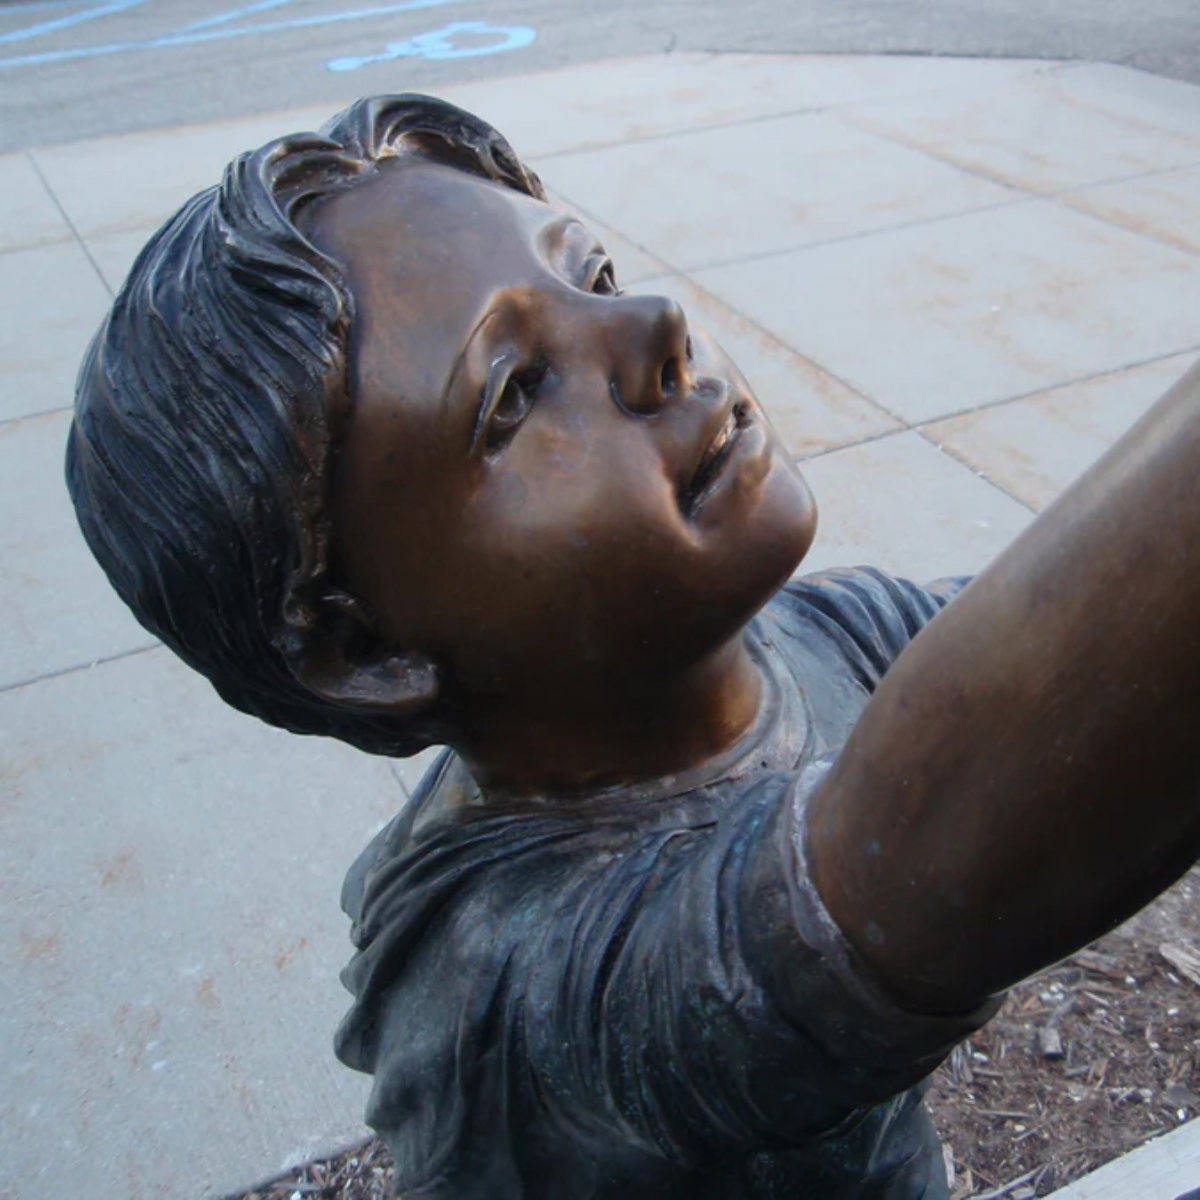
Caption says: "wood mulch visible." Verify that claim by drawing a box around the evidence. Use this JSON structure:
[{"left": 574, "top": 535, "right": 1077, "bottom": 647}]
[
  {"left": 230, "top": 866, "right": 1200, "bottom": 1200},
  {"left": 927, "top": 863, "right": 1200, "bottom": 1199}
]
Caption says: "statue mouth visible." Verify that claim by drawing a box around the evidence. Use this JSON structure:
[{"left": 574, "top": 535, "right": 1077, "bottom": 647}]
[{"left": 682, "top": 400, "right": 751, "bottom": 516}]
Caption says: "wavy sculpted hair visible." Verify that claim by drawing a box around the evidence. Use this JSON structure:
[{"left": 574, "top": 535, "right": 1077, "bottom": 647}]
[{"left": 66, "top": 95, "right": 545, "bottom": 756}]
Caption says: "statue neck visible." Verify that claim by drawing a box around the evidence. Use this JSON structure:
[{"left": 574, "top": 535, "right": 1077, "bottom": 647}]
[{"left": 449, "top": 633, "right": 765, "bottom": 800}]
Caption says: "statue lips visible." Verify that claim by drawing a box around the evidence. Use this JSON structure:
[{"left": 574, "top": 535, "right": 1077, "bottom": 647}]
[{"left": 682, "top": 395, "right": 760, "bottom": 517}]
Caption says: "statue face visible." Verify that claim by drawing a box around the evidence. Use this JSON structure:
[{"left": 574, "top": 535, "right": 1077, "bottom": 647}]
[{"left": 306, "top": 160, "right": 816, "bottom": 706}]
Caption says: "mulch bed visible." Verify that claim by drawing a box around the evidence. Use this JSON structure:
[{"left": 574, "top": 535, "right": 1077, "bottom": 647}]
[
  {"left": 231, "top": 866, "right": 1200, "bottom": 1200},
  {"left": 927, "top": 863, "right": 1200, "bottom": 1199}
]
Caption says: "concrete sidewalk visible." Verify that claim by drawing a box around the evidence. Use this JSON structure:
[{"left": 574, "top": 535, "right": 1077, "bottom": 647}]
[{"left": 3, "top": 51, "right": 1200, "bottom": 1200}]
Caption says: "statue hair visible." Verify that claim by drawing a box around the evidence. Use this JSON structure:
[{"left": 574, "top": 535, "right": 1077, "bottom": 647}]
[{"left": 66, "top": 95, "right": 545, "bottom": 756}]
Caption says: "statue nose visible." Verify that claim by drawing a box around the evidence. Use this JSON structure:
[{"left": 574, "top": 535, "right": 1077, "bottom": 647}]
[{"left": 606, "top": 294, "right": 693, "bottom": 415}]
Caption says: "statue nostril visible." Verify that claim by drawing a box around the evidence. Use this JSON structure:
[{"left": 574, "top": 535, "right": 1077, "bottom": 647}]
[{"left": 660, "top": 356, "right": 681, "bottom": 397}]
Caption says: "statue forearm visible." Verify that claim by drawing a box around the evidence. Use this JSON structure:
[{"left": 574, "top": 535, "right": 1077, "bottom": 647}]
[{"left": 806, "top": 357, "right": 1200, "bottom": 1016}]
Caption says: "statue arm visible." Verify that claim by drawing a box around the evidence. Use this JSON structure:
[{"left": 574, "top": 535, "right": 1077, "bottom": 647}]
[{"left": 805, "top": 357, "right": 1200, "bottom": 1015}]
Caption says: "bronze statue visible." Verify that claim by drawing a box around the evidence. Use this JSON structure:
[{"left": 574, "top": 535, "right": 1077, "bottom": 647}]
[{"left": 66, "top": 95, "right": 1200, "bottom": 1199}]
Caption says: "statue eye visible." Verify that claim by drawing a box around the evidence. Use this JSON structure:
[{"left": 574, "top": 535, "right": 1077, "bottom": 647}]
[
  {"left": 587, "top": 256, "right": 620, "bottom": 296},
  {"left": 486, "top": 361, "right": 548, "bottom": 450}
]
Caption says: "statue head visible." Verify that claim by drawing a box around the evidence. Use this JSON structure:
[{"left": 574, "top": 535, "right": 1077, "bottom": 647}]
[{"left": 68, "top": 95, "right": 816, "bottom": 771}]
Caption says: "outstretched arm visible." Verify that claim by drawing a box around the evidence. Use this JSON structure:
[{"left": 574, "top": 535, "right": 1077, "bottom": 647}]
[{"left": 806, "top": 357, "right": 1200, "bottom": 1015}]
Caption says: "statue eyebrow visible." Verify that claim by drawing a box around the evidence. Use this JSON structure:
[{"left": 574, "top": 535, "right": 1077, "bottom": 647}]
[
  {"left": 538, "top": 213, "right": 579, "bottom": 253},
  {"left": 441, "top": 306, "right": 500, "bottom": 414},
  {"left": 541, "top": 215, "right": 603, "bottom": 277}
]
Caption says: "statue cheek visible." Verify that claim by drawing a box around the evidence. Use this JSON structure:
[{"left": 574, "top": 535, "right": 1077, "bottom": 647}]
[
  {"left": 534, "top": 407, "right": 594, "bottom": 478},
  {"left": 493, "top": 470, "right": 529, "bottom": 517}
]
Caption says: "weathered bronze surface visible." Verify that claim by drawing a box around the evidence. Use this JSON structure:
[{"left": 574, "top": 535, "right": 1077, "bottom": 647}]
[{"left": 67, "top": 94, "right": 1200, "bottom": 1198}]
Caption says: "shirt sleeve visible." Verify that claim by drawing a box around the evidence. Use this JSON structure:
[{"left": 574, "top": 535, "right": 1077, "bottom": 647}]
[{"left": 770, "top": 567, "right": 969, "bottom": 691}]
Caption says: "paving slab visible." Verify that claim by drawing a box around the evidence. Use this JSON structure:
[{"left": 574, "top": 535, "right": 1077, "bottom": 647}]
[
  {"left": 0, "top": 152, "right": 73, "bottom": 254},
  {"left": 695, "top": 200, "right": 1200, "bottom": 424},
  {"left": 1046, "top": 62, "right": 1200, "bottom": 146},
  {"left": 926, "top": 354, "right": 1195, "bottom": 510},
  {"left": 438, "top": 52, "right": 1053, "bottom": 160},
  {"left": 0, "top": 409, "right": 156, "bottom": 690},
  {"left": 537, "top": 109, "right": 1017, "bottom": 272},
  {"left": 629, "top": 273, "right": 898, "bottom": 458},
  {"left": 1059, "top": 163, "right": 1200, "bottom": 256},
  {"left": 0, "top": 240, "right": 111, "bottom": 422},
  {"left": 0, "top": 648, "right": 402, "bottom": 1200},
  {"left": 846, "top": 62, "right": 1200, "bottom": 194},
  {"left": 799, "top": 430, "right": 1035, "bottom": 580}
]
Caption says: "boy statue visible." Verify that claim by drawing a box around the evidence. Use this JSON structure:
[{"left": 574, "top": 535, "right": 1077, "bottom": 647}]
[{"left": 67, "top": 95, "right": 1200, "bottom": 1199}]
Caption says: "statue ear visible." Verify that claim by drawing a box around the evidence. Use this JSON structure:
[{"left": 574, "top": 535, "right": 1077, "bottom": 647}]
[{"left": 287, "top": 589, "right": 439, "bottom": 718}]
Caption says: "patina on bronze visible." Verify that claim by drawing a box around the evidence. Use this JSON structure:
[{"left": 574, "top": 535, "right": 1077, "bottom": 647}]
[{"left": 67, "top": 94, "right": 1200, "bottom": 1199}]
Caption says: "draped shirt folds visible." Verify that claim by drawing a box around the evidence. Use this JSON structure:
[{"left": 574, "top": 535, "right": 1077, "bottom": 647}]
[{"left": 336, "top": 568, "right": 999, "bottom": 1199}]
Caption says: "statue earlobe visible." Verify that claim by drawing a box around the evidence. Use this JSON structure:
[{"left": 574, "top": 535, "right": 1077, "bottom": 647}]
[{"left": 285, "top": 588, "right": 440, "bottom": 717}]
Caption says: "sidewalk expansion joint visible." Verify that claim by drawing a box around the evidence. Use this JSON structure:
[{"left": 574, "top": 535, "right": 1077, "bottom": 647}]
[
  {"left": 0, "top": 401, "right": 74, "bottom": 429},
  {"left": 23, "top": 148, "right": 113, "bottom": 297},
  {"left": 914, "top": 429, "right": 1039, "bottom": 517},
  {"left": 0, "top": 640, "right": 160, "bottom": 694},
  {"left": 649, "top": 192, "right": 1031, "bottom": 278},
  {"left": 529, "top": 58, "right": 1065, "bottom": 167},
  {"left": 916, "top": 343, "right": 1200, "bottom": 430}
]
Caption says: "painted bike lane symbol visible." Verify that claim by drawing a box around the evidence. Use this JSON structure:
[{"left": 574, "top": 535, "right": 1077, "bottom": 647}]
[
  {"left": 0, "top": 2, "right": 536, "bottom": 72},
  {"left": 326, "top": 20, "right": 535, "bottom": 72}
]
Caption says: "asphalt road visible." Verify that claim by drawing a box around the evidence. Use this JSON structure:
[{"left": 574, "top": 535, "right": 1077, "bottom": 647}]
[{"left": 3, "top": 0, "right": 1199, "bottom": 151}]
